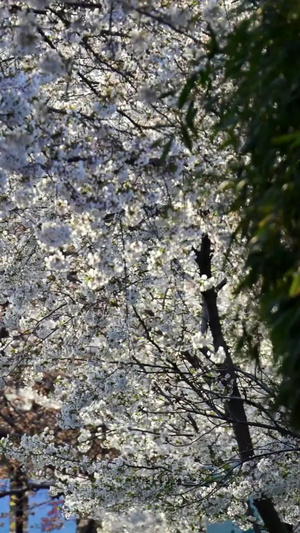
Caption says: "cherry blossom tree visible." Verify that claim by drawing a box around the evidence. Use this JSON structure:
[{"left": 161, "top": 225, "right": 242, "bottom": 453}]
[{"left": 0, "top": 0, "right": 299, "bottom": 532}]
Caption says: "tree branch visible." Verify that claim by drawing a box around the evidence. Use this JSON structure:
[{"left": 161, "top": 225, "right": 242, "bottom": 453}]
[{"left": 194, "top": 234, "right": 290, "bottom": 533}]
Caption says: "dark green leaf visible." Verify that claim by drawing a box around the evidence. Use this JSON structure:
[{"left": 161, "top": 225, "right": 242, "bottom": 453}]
[
  {"left": 160, "top": 136, "right": 174, "bottom": 162},
  {"left": 178, "top": 74, "right": 198, "bottom": 109},
  {"left": 151, "top": 137, "right": 164, "bottom": 148},
  {"left": 186, "top": 101, "right": 198, "bottom": 134},
  {"left": 181, "top": 124, "right": 193, "bottom": 151}
]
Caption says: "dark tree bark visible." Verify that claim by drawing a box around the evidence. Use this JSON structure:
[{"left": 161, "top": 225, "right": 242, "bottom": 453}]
[
  {"left": 10, "top": 465, "right": 28, "bottom": 533},
  {"left": 194, "top": 234, "right": 290, "bottom": 533},
  {"left": 77, "top": 518, "right": 99, "bottom": 533}
]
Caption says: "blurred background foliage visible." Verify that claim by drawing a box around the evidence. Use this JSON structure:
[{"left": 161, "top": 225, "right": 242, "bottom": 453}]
[{"left": 179, "top": 0, "right": 300, "bottom": 425}]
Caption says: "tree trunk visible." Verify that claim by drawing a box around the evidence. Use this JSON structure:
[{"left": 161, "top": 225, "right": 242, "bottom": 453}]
[
  {"left": 10, "top": 465, "right": 28, "bottom": 533},
  {"left": 194, "top": 234, "right": 290, "bottom": 533},
  {"left": 77, "top": 518, "right": 99, "bottom": 533}
]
